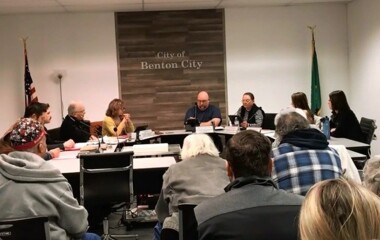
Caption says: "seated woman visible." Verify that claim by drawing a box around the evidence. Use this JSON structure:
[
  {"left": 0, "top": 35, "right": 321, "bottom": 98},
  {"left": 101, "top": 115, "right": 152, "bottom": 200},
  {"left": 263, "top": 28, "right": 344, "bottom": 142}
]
[
  {"left": 155, "top": 133, "right": 230, "bottom": 239},
  {"left": 299, "top": 178, "right": 380, "bottom": 240},
  {"left": 328, "top": 90, "right": 364, "bottom": 142},
  {"left": 291, "top": 92, "right": 320, "bottom": 126},
  {"left": 236, "top": 92, "right": 265, "bottom": 128},
  {"left": 102, "top": 98, "right": 135, "bottom": 136}
]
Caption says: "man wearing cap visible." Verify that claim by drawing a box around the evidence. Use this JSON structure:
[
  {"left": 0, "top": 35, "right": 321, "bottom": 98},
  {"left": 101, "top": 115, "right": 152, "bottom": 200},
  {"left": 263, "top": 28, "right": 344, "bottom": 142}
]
[{"left": 0, "top": 118, "right": 100, "bottom": 240}]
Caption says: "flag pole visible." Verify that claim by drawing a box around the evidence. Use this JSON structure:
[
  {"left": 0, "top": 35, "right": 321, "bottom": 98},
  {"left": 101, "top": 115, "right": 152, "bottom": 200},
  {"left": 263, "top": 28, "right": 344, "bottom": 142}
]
[{"left": 21, "top": 37, "right": 29, "bottom": 107}]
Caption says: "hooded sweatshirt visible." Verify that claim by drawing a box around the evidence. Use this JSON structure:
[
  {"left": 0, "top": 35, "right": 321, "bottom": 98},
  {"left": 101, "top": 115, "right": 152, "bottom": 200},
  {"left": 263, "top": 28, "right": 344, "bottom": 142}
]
[{"left": 0, "top": 151, "right": 88, "bottom": 240}]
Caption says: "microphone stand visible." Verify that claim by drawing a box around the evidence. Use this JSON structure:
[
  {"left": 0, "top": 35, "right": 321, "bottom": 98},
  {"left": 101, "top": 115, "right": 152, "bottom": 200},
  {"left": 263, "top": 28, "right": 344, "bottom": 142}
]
[
  {"left": 114, "top": 127, "right": 121, "bottom": 152},
  {"left": 58, "top": 74, "right": 64, "bottom": 120}
]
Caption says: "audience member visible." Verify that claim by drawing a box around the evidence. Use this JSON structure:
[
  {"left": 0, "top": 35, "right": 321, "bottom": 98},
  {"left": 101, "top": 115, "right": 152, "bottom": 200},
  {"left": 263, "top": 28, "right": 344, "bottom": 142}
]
[
  {"left": 102, "top": 98, "right": 135, "bottom": 136},
  {"left": 195, "top": 130, "right": 303, "bottom": 240},
  {"left": 0, "top": 118, "right": 100, "bottom": 240},
  {"left": 60, "top": 102, "right": 96, "bottom": 142},
  {"left": 299, "top": 178, "right": 380, "bottom": 240},
  {"left": 328, "top": 90, "right": 365, "bottom": 142},
  {"left": 291, "top": 92, "right": 320, "bottom": 126},
  {"left": 155, "top": 133, "right": 229, "bottom": 239},
  {"left": 24, "top": 102, "right": 75, "bottom": 159},
  {"left": 363, "top": 155, "right": 380, "bottom": 196},
  {"left": 236, "top": 92, "right": 264, "bottom": 128},
  {"left": 184, "top": 91, "right": 222, "bottom": 126},
  {"left": 272, "top": 111, "right": 342, "bottom": 195}
]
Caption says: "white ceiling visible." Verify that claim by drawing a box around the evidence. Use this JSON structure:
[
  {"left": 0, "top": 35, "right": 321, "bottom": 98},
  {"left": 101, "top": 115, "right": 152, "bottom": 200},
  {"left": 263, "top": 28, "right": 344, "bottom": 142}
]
[{"left": 0, "top": 0, "right": 353, "bottom": 15}]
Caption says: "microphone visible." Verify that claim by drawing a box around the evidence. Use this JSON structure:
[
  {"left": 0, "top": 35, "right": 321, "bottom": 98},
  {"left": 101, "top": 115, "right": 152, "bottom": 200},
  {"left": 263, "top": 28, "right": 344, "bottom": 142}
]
[{"left": 113, "top": 127, "right": 121, "bottom": 152}]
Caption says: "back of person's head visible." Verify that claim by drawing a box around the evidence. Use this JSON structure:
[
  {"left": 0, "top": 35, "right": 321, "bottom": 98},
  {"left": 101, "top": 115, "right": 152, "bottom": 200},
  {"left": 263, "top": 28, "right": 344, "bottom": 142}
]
[
  {"left": 106, "top": 98, "right": 124, "bottom": 117},
  {"left": 299, "top": 178, "right": 380, "bottom": 240},
  {"left": 275, "top": 112, "right": 310, "bottom": 139},
  {"left": 363, "top": 155, "right": 380, "bottom": 196},
  {"left": 0, "top": 139, "right": 14, "bottom": 154},
  {"left": 8, "top": 118, "right": 46, "bottom": 156},
  {"left": 329, "top": 90, "right": 350, "bottom": 112},
  {"left": 291, "top": 92, "right": 311, "bottom": 111},
  {"left": 180, "top": 133, "right": 219, "bottom": 161},
  {"left": 225, "top": 130, "right": 271, "bottom": 178},
  {"left": 24, "top": 102, "right": 49, "bottom": 118}
]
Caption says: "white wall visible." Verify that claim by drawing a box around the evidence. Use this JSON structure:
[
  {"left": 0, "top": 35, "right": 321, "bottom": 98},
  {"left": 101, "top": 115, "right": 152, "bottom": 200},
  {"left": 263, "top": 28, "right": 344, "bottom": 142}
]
[
  {"left": 0, "top": 13, "right": 119, "bottom": 132},
  {"left": 0, "top": 5, "right": 362, "bottom": 152},
  {"left": 348, "top": 0, "right": 380, "bottom": 155},
  {"left": 225, "top": 4, "right": 349, "bottom": 116}
]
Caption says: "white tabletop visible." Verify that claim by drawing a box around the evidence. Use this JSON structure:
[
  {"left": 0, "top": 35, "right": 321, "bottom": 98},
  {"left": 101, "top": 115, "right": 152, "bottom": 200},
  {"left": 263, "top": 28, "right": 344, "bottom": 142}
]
[
  {"left": 328, "top": 137, "right": 369, "bottom": 148},
  {"left": 50, "top": 150, "right": 176, "bottom": 174}
]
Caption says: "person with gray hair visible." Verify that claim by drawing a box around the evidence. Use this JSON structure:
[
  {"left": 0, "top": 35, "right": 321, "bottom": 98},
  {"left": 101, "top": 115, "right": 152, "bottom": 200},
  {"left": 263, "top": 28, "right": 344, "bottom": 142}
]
[
  {"left": 363, "top": 155, "right": 380, "bottom": 196},
  {"left": 272, "top": 111, "right": 342, "bottom": 195},
  {"left": 60, "top": 101, "right": 96, "bottom": 142},
  {"left": 155, "top": 133, "right": 229, "bottom": 239}
]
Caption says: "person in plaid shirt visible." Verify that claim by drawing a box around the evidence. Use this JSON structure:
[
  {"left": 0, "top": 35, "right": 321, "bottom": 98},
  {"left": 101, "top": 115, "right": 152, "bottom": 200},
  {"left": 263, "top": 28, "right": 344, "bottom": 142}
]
[{"left": 272, "top": 111, "right": 342, "bottom": 195}]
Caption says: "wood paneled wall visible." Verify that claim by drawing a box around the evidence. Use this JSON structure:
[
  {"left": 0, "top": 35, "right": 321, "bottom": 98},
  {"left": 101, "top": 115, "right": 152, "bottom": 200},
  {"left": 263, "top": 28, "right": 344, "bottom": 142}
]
[{"left": 115, "top": 9, "right": 226, "bottom": 130}]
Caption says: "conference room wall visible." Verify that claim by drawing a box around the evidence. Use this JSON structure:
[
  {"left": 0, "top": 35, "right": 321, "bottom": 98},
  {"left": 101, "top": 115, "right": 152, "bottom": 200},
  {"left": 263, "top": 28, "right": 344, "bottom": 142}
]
[
  {"left": 225, "top": 4, "right": 349, "bottom": 117},
  {"left": 0, "top": 13, "right": 119, "bottom": 133},
  {"left": 348, "top": 0, "right": 380, "bottom": 155},
  {"left": 0, "top": 4, "right": 348, "bottom": 137}
]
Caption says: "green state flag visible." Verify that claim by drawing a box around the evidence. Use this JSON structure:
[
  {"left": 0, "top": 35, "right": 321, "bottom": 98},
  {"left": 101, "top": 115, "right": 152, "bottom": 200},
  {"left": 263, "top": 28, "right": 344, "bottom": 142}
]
[{"left": 310, "top": 29, "right": 321, "bottom": 115}]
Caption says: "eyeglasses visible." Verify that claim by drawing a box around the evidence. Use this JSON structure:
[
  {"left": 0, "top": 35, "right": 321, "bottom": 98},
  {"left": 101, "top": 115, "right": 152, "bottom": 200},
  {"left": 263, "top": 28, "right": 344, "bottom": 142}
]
[
  {"left": 242, "top": 99, "right": 252, "bottom": 103},
  {"left": 197, "top": 100, "right": 209, "bottom": 103}
]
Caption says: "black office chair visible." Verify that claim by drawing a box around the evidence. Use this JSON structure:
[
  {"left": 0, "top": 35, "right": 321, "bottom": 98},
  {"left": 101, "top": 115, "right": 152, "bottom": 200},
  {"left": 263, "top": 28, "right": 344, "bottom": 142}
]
[
  {"left": 0, "top": 216, "right": 50, "bottom": 240},
  {"left": 360, "top": 117, "right": 377, "bottom": 158},
  {"left": 177, "top": 195, "right": 214, "bottom": 240},
  {"left": 262, "top": 113, "right": 277, "bottom": 130},
  {"left": 80, "top": 151, "right": 138, "bottom": 240}
]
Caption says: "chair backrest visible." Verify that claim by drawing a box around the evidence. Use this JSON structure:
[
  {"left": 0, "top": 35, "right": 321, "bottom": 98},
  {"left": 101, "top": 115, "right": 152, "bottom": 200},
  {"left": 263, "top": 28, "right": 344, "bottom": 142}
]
[
  {"left": 47, "top": 127, "right": 61, "bottom": 141},
  {"left": 0, "top": 216, "right": 49, "bottom": 240},
  {"left": 262, "top": 113, "right": 277, "bottom": 130},
  {"left": 178, "top": 195, "right": 214, "bottom": 240},
  {"left": 360, "top": 117, "right": 377, "bottom": 144},
  {"left": 79, "top": 151, "right": 134, "bottom": 209}
]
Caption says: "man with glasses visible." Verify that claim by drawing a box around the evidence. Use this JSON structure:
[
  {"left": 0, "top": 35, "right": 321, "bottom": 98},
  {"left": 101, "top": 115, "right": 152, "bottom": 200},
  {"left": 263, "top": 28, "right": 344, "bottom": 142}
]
[
  {"left": 60, "top": 101, "right": 97, "bottom": 142},
  {"left": 184, "top": 91, "right": 222, "bottom": 126},
  {"left": 236, "top": 92, "right": 264, "bottom": 128}
]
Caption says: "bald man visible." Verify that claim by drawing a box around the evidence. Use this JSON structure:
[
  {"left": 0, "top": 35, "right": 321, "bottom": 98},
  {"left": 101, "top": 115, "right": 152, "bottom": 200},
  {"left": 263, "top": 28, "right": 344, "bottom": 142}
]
[
  {"left": 60, "top": 102, "right": 96, "bottom": 142},
  {"left": 184, "top": 91, "right": 222, "bottom": 126}
]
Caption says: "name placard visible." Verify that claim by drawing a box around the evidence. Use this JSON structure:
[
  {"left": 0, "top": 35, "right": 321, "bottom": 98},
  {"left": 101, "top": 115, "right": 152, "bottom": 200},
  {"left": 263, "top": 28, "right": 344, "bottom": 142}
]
[{"left": 196, "top": 126, "right": 214, "bottom": 134}]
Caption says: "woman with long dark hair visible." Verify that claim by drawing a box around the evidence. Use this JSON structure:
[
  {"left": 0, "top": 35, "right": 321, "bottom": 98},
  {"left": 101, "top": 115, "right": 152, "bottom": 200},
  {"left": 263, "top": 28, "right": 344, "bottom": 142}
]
[{"left": 328, "top": 90, "right": 364, "bottom": 142}]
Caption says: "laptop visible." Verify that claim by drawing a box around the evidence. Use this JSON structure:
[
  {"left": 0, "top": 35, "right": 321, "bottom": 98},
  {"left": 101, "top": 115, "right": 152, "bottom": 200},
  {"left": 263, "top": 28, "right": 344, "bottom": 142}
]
[{"left": 228, "top": 115, "right": 242, "bottom": 125}]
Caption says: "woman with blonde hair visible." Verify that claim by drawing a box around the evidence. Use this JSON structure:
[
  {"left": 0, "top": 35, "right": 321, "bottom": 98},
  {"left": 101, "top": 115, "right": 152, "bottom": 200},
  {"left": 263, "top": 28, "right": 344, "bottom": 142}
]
[
  {"left": 102, "top": 98, "right": 135, "bottom": 136},
  {"left": 299, "top": 178, "right": 380, "bottom": 240},
  {"left": 363, "top": 155, "right": 380, "bottom": 196},
  {"left": 155, "top": 133, "right": 229, "bottom": 239}
]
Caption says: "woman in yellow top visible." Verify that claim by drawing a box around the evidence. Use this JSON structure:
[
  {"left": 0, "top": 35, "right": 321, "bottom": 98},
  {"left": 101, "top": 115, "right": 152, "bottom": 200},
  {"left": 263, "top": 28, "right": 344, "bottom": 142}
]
[{"left": 102, "top": 98, "right": 135, "bottom": 136}]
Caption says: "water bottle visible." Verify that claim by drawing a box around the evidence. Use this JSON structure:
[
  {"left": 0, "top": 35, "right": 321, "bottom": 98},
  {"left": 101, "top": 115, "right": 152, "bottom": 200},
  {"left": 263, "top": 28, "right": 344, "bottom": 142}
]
[
  {"left": 234, "top": 117, "right": 239, "bottom": 126},
  {"left": 321, "top": 116, "right": 330, "bottom": 139}
]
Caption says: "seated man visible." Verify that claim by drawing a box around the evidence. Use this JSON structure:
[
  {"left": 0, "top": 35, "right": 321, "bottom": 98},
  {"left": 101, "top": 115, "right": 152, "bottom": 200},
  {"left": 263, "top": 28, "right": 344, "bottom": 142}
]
[
  {"left": 272, "top": 111, "right": 342, "bottom": 195},
  {"left": 0, "top": 118, "right": 100, "bottom": 240},
  {"left": 24, "top": 102, "right": 75, "bottom": 160},
  {"left": 184, "top": 91, "right": 222, "bottom": 127},
  {"left": 184, "top": 91, "right": 223, "bottom": 151},
  {"left": 195, "top": 130, "right": 304, "bottom": 240},
  {"left": 60, "top": 101, "right": 96, "bottom": 142}
]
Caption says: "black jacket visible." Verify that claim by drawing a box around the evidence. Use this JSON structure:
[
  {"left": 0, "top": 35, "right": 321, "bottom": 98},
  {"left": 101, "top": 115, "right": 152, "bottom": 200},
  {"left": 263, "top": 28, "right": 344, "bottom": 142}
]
[
  {"left": 60, "top": 115, "right": 90, "bottom": 142},
  {"left": 330, "top": 109, "right": 365, "bottom": 142}
]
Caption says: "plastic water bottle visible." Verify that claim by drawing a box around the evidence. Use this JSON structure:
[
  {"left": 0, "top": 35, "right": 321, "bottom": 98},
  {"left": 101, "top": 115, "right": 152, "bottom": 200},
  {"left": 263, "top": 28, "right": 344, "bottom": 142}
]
[
  {"left": 234, "top": 117, "right": 239, "bottom": 126},
  {"left": 321, "top": 116, "right": 330, "bottom": 139}
]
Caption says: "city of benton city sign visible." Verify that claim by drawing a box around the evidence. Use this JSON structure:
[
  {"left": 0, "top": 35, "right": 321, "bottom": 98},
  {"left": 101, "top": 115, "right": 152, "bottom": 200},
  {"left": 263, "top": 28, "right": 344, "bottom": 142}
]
[{"left": 140, "top": 51, "right": 203, "bottom": 70}]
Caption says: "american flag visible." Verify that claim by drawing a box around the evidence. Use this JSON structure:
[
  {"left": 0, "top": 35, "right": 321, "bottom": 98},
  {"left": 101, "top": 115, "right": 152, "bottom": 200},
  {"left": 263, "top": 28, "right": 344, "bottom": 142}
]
[{"left": 24, "top": 40, "right": 38, "bottom": 107}]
